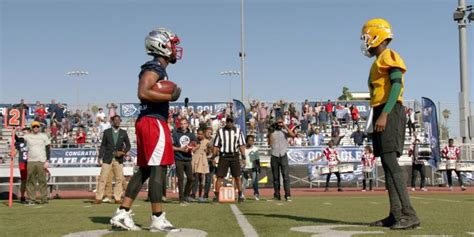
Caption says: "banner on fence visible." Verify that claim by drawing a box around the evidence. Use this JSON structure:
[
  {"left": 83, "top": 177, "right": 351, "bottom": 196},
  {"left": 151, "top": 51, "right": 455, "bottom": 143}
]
[
  {"left": 287, "top": 146, "right": 365, "bottom": 165},
  {"left": 49, "top": 148, "right": 136, "bottom": 167},
  {"left": 120, "top": 102, "right": 228, "bottom": 117}
]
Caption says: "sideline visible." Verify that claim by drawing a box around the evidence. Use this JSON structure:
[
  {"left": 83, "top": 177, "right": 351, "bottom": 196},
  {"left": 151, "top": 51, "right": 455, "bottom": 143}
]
[
  {"left": 230, "top": 204, "right": 259, "bottom": 237},
  {"left": 411, "top": 196, "right": 463, "bottom": 203}
]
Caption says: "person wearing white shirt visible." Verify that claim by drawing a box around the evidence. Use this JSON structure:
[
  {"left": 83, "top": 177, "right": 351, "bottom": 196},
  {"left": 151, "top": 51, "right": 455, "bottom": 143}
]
[
  {"left": 241, "top": 135, "right": 261, "bottom": 200},
  {"left": 96, "top": 108, "right": 106, "bottom": 123}
]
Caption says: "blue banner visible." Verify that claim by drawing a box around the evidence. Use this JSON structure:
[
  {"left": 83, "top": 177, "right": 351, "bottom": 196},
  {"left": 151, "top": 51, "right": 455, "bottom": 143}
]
[
  {"left": 287, "top": 146, "right": 365, "bottom": 165},
  {"left": 119, "top": 102, "right": 228, "bottom": 118},
  {"left": 233, "top": 99, "right": 247, "bottom": 137},
  {"left": 421, "top": 97, "right": 441, "bottom": 168}
]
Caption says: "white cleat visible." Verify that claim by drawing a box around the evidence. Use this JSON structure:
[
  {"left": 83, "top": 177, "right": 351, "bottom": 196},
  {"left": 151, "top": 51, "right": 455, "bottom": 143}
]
[
  {"left": 110, "top": 208, "right": 141, "bottom": 231},
  {"left": 149, "top": 212, "right": 180, "bottom": 233}
]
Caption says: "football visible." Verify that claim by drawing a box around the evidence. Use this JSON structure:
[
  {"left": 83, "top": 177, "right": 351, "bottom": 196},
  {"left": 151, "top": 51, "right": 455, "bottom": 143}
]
[
  {"left": 187, "top": 141, "right": 197, "bottom": 153},
  {"left": 151, "top": 80, "right": 177, "bottom": 94}
]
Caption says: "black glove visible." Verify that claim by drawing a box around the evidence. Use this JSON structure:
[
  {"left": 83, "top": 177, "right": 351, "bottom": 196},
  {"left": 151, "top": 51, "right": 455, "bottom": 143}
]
[{"left": 171, "top": 87, "right": 181, "bottom": 101}]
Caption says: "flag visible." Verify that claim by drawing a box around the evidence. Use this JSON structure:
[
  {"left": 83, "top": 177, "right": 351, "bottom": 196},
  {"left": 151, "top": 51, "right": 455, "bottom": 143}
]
[
  {"left": 233, "top": 99, "right": 247, "bottom": 137},
  {"left": 421, "top": 97, "right": 441, "bottom": 168}
]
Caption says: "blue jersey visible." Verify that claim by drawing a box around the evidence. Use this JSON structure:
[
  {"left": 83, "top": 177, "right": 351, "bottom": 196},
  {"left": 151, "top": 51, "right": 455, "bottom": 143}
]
[
  {"left": 138, "top": 60, "right": 169, "bottom": 121},
  {"left": 15, "top": 139, "right": 28, "bottom": 164}
]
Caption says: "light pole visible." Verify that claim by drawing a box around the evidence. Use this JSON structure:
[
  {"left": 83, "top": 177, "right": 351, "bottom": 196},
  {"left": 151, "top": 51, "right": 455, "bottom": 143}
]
[
  {"left": 220, "top": 70, "right": 241, "bottom": 102},
  {"left": 453, "top": 1, "right": 473, "bottom": 143},
  {"left": 239, "top": 0, "right": 245, "bottom": 101},
  {"left": 67, "top": 70, "right": 89, "bottom": 110}
]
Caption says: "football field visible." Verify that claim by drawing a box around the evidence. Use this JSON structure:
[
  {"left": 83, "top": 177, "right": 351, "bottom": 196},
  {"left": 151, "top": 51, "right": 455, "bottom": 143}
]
[{"left": 1, "top": 192, "right": 473, "bottom": 237}]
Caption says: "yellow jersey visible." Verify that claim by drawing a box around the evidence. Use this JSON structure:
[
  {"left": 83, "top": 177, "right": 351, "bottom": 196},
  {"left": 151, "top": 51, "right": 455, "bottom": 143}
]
[{"left": 368, "top": 48, "right": 406, "bottom": 107}]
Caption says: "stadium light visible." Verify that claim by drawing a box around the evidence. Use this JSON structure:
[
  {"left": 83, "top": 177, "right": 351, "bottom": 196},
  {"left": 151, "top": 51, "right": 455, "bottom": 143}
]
[
  {"left": 453, "top": 9, "right": 465, "bottom": 21},
  {"left": 220, "top": 70, "right": 241, "bottom": 101},
  {"left": 468, "top": 11, "right": 474, "bottom": 21},
  {"left": 67, "top": 70, "right": 89, "bottom": 110}
]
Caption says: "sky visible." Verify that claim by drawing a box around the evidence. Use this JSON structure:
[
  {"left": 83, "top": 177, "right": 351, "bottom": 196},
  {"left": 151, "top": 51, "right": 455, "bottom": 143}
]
[{"left": 1, "top": 0, "right": 473, "bottom": 134}]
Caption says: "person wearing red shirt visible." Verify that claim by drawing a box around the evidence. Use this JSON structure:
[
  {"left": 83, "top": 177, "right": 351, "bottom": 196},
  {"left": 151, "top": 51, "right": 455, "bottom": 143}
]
[
  {"left": 441, "top": 139, "right": 466, "bottom": 191},
  {"left": 325, "top": 100, "right": 334, "bottom": 119},
  {"left": 350, "top": 105, "right": 360, "bottom": 129},
  {"left": 361, "top": 145, "right": 376, "bottom": 191},
  {"left": 75, "top": 126, "right": 87, "bottom": 147},
  {"left": 315, "top": 140, "right": 342, "bottom": 192}
]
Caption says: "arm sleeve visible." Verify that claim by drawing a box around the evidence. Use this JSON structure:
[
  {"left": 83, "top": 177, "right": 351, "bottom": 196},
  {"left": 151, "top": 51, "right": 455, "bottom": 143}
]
[
  {"left": 382, "top": 68, "right": 403, "bottom": 113},
  {"left": 124, "top": 132, "right": 131, "bottom": 153},
  {"left": 45, "top": 145, "right": 51, "bottom": 161}
]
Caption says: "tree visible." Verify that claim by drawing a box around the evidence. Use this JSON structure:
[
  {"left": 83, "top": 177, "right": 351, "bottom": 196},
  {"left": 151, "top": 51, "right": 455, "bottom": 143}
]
[{"left": 338, "top": 86, "right": 353, "bottom": 101}]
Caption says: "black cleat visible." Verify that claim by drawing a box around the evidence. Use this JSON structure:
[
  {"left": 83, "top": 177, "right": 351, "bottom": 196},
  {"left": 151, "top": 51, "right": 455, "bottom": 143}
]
[
  {"left": 390, "top": 218, "right": 421, "bottom": 230},
  {"left": 369, "top": 215, "right": 396, "bottom": 227}
]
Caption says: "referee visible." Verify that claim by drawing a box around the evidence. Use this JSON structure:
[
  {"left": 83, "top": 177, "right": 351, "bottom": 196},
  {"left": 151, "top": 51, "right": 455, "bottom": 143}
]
[{"left": 213, "top": 117, "right": 246, "bottom": 202}]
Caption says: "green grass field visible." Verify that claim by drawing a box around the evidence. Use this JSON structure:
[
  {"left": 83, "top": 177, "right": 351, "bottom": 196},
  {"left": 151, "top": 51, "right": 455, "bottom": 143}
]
[{"left": 1, "top": 194, "right": 473, "bottom": 237}]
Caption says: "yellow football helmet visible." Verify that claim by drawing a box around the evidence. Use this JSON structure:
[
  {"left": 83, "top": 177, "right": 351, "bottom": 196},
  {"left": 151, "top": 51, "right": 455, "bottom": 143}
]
[{"left": 360, "top": 18, "right": 393, "bottom": 57}]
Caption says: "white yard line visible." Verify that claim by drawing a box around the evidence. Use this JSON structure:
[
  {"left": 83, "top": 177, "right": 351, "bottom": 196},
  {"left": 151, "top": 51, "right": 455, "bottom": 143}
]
[
  {"left": 411, "top": 196, "right": 462, "bottom": 203},
  {"left": 230, "top": 204, "right": 259, "bottom": 237}
]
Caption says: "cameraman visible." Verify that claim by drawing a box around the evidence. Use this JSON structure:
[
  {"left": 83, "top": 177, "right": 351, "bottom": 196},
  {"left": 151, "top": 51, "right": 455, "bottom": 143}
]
[{"left": 268, "top": 117, "right": 296, "bottom": 201}]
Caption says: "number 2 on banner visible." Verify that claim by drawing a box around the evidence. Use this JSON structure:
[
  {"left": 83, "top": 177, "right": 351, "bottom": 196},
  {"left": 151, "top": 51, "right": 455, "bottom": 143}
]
[{"left": 7, "top": 108, "right": 23, "bottom": 127}]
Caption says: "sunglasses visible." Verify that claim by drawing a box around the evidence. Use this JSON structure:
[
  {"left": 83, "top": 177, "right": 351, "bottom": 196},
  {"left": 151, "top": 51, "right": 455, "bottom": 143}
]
[{"left": 32, "top": 125, "right": 40, "bottom": 128}]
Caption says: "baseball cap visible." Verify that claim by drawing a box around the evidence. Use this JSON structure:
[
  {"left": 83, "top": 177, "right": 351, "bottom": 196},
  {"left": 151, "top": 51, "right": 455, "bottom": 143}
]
[{"left": 31, "top": 121, "right": 41, "bottom": 127}]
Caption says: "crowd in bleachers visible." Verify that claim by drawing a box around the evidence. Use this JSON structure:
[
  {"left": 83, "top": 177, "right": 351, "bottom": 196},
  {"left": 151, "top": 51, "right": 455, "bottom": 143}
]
[{"left": 1, "top": 98, "right": 422, "bottom": 152}]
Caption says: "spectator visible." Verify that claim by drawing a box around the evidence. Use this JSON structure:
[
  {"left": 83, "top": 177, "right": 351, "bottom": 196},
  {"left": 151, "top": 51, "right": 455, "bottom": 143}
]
[
  {"left": 90, "top": 126, "right": 101, "bottom": 147},
  {"left": 202, "top": 127, "right": 217, "bottom": 201},
  {"left": 242, "top": 135, "right": 261, "bottom": 200},
  {"left": 350, "top": 105, "right": 360, "bottom": 129},
  {"left": 191, "top": 128, "right": 210, "bottom": 202},
  {"left": 441, "top": 139, "right": 466, "bottom": 191},
  {"left": 96, "top": 108, "right": 106, "bottom": 123},
  {"left": 107, "top": 103, "right": 118, "bottom": 121},
  {"left": 288, "top": 103, "right": 297, "bottom": 119},
  {"left": 50, "top": 122, "right": 59, "bottom": 147},
  {"left": 361, "top": 145, "right": 376, "bottom": 191},
  {"left": 94, "top": 115, "right": 131, "bottom": 204},
  {"left": 51, "top": 103, "right": 65, "bottom": 128},
  {"left": 315, "top": 140, "right": 342, "bottom": 192},
  {"left": 330, "top": 118, "right": 345, "bottom": 147},
  {"left": 257, "top": 102, "right": 268, "bottom": 142},
  {"left": 406, "top": 108, "right": 416, "bottom": 137},
  {"left": 318, "top": 107, "right": 329, "bottom": 133},
  {"left": 14, "top": 98, "right": 29, "bottom": 111},
  {"left": 268, "top": 117, "right": 296, "bottom": 201},
  {"left": 172, "top": 118, "right": 196, "bottom": 204},
  {"left": 75, "top": 126, "right": 87, "bottom": 147},
  {"left": 350, "top": 127, "right": 367, "bottom": 146},
  {"left": 325, "top": 100, "right": 334, "bottom": 119},
  {"left": 48, "top": 99, "right": 58, "bottom": 123},
  {"left": 35, "top": 104, "right": 47, "bottom": 122},
  {"left": 309, "top": 128, "right": 324, "bottom": 146},
  {"left": 409, "top": 139, "right": 427, "bottom": 192},
  {"left": 23, "top": 121, "right": 51, "bottom": 205},
  {"left": 14, "top": 127, "right": 31, "bottom": 204}
]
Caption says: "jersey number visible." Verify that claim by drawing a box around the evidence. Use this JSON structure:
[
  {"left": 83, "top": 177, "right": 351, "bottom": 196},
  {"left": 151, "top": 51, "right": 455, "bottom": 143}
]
[{"left": 6, "top": 108, "right": 24, "bottom": 127}]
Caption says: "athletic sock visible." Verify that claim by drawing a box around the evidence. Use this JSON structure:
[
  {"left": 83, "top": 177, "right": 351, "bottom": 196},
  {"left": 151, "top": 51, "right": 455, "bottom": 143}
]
[
  {"left": 153, "top": 212, "right": 163, "bottom": 217},
  {"left": 119, "top": 206, "right": 130, "bottom": 212}
]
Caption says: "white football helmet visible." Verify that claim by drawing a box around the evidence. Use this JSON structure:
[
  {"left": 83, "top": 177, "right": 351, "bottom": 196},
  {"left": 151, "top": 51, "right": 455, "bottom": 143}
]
[{"left": 145, "top": 28, "right": 182, "bottom": 63}]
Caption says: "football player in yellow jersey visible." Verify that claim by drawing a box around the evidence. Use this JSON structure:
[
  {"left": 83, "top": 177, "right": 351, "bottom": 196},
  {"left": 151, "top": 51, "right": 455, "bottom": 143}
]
[{"left": 361, "top": 18, "right": 420, "bottom": 230}]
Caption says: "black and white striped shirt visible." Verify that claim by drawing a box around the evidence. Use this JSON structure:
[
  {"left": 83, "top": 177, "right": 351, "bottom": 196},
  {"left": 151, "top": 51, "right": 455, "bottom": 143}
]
[{"left": 213, "top": 127, "right": 246, "bottom": 154}]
